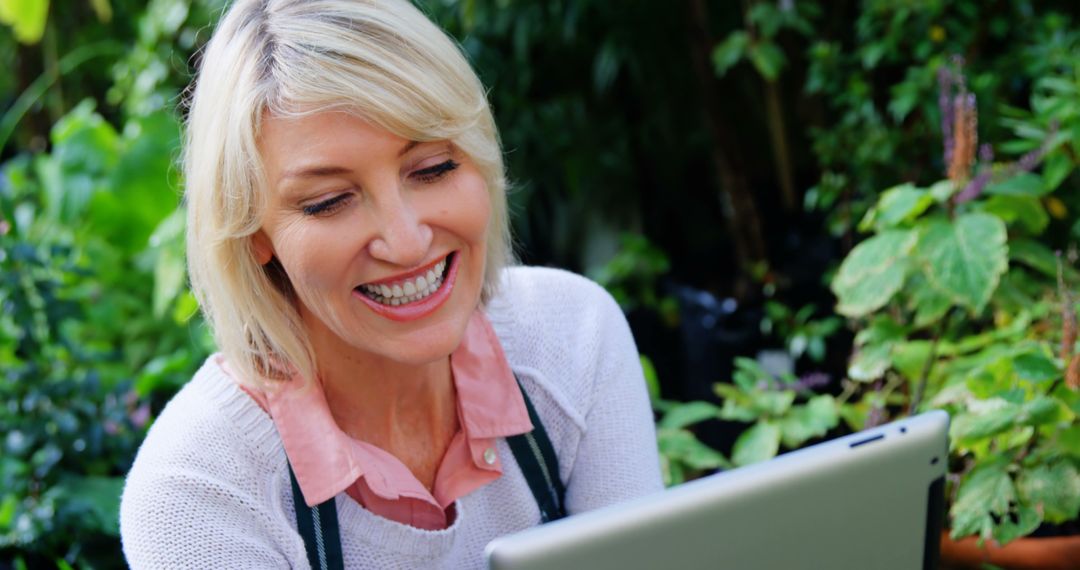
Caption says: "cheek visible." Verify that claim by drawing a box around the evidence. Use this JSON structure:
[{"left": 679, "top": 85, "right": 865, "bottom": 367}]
[
  {"left": 450, "top": 176, "right": 492, "bottom": 240},
  {"left": 269, "top": 223, "right": 344, "bottom": 289}
]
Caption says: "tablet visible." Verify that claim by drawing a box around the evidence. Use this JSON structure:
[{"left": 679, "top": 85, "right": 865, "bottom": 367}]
[{"left": 486, "top": 410, "right": 948, "bottom": 570}]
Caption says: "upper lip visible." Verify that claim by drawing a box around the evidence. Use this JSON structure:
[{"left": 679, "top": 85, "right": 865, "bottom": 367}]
[{"left": 358, "top": 253, "right": 451, "bottom": 287}]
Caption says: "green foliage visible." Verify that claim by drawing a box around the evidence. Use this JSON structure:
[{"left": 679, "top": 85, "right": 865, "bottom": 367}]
[
  {"left": 825, "top": 45, "right": 1080, "bottom": 543},
  {"left": 0, "top": 1, "right": 218, "bottom": 565},
  {"left": 711, "top": 1, "right": 817, "bottom": 82},
  {"left": 0, "top": 0, "right": 49, "bottom": 44},
  {"left": 589, "top": 233, "right": 677, "bottom": 322},
  {"left": 831, "top": 229, "right": 917, "bottom": 317},
  {"left": 0, "top": 102, "right": 210, "bottom": 564},
  {"left": 651, "top": 379, "right": 731, "bottom": 486},
  {"left": 760, "top": 302, "right": 842, "bottom": 363},
  {"left": 696, "top": 0, "right": 1080, "bottom": 547},
  {"left": 716, "top": 358, "right": 839, "bottom": 466},
  {"left": 803, "top": 1, "right": 1080, "bottom": 242},
  {"left": 1, "top": 0, "right": 1079, "bottom": 564}
]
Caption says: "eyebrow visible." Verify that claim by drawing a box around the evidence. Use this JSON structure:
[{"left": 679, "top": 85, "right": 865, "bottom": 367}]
[{"left": 278, "top": 140, "right": 421, "bottom": 182}]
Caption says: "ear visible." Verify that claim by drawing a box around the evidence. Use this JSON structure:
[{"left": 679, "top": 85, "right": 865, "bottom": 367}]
[{"left": 251, "top": 230, "right": 274, "bottom": 265}]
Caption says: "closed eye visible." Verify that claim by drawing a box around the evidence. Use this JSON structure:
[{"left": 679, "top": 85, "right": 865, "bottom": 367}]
[
  {"left": 412, "top": 159, "right": 459, "bottom": 184},
  {"left": 302, "top": 193, "right": 352, "bottom": 216}
]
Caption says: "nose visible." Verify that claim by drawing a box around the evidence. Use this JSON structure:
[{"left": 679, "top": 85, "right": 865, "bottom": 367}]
[{"left": 367, "top": 192, "right": 433, "bottom": 267}]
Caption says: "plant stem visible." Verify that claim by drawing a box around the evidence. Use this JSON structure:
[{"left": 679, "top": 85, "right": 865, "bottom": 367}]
[
  {"left": 909, "top": 311, "right": 951, "bottom": 415},
  {"left": 685, "top": 0, "right": 767, "bottom": 298},
  {"left": 764, "top": 78, "right": 797, "bottom": 214},
  {"left": 0, "top": 41, "right": 122, "bottom": 153}
]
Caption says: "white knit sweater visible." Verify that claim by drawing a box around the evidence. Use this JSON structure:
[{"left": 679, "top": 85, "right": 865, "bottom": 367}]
[{"left": 120, "top": 266, "right": 663, "bottom": 569}]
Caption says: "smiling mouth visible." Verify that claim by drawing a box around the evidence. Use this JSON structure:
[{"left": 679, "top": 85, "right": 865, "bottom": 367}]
[{"left": 355, "top": 253, "right": 453, "bottom": 306}]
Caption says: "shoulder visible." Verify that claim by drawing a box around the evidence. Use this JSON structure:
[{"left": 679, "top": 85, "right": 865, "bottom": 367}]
[
  {"left": 124, "top": 356, "right": 280, "bottom": 479},
  {"left": 120, "top": 357, "right": 291, "bottom": 565},
  {"left": 487, "top": 265, "right": 625, "bottom": 333},
  {"left": 484, "top": 264, "right": 637, "bottom": 415}
]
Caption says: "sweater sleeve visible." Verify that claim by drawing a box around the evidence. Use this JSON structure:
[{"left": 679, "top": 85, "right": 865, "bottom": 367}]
[
  {"left": 119, "top": 370, "right": 305, "bottom": 569},
  {"left": 562, "top": 277, "right": 665, "bottom": 513},
  {"left": 120, "top": 467, "right": 293, "bottom": 569}
]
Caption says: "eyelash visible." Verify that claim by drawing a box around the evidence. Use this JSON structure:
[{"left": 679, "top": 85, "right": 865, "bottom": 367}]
[
  {"left": 301, "top": 159, "right": 459, "bottom": 217},
  {"left": 303, "top": 193, "right": 351, "bottom": 216},
  {"left": 413, "top": 159, "right": 459, "bottom": 183}
]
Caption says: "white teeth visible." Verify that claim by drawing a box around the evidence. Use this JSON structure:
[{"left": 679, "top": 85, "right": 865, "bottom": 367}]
[{"left": 357, "top": 255, "right": 450, "bottom": 306}]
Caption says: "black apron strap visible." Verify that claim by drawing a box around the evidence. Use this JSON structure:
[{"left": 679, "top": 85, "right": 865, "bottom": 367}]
[
  {"left": 506, "top": 374, "right": 568, "bottom": 523},
  {"left": 288, "top": 462, "right": 344, "bottom": 570},
  {"left": 287, "top": 373, "right": 566, "bottom": 566}
]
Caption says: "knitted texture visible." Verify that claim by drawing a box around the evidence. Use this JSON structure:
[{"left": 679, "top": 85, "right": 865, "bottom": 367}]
[{"left": 120, "top": 266, "right": 663, "bottom": 569}]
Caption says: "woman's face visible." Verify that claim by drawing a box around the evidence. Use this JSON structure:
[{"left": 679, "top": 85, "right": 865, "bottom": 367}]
[{"left": 255, "top": 111, "right": 491, "bottom": 367}]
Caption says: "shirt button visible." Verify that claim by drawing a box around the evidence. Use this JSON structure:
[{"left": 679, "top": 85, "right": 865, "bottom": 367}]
[{"left": 483, "top": 447, "right": 497, "bottom": 465}]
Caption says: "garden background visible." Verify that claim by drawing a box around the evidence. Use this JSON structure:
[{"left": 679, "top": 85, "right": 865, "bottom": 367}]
[{"left": 2, "top": 0, "right": 1079, "bottom": 568}]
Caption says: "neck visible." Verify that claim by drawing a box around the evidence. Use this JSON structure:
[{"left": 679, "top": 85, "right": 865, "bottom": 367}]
[{"left": 304, "top": 318, "right": 458, "bottom": 450}]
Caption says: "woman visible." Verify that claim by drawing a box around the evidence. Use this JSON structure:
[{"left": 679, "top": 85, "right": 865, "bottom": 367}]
[{"left": 119, "top": 0, "right": 662, "bottom": 567}]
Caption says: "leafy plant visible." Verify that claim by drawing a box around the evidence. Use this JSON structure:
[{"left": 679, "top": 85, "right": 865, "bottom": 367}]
[
  {"left": 645, "top": 356, "right": 730, "bottom": 487},
  {"left": 589, "top": 233, "right": 678, "bottom": 322},
  {"left": 827, "top": 55, "right": 1080, "bottom": 545},
  {"left": 712, "top": 358, "right": 839, "bottom": 467},
  {"left": 760, "top": 301, "right": 842, "bottom": 364},
  {"left": 0, "top": 93, "right": 209, "bottom": 570}
]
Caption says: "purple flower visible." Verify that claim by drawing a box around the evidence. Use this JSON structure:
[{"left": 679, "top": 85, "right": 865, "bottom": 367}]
[
  {"left": 793, "top": 372, "right": 831, "bottom": 393},
  {"left": 130, "top": 402, "right": 151, "bottom": 429},
  {"left": 956, "top": 121, "right": 1058, "bottom": 204},
  {"left": 954, "top": 169, "right": 993, "bottom": 204}
]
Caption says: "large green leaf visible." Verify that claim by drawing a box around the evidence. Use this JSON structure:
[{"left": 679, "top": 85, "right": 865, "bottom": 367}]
[
  {"left": 779, "top": 395, "right": 838, "bottom": 448},
  {"left": 659, "top": 401, "right": 722, "bottom": 430},
  {"left": 980, "top": 195, "right": 1049, "bottom": 235},
  {"left": 859, "top": 183, "right": 934, "bottom": 232},
  {"left": 711, "top": 31, "right": 749, "bottom": 78},
  {"left": 748, "top": 390, "right": 796, "bottom": 417},
  {"left": 1017, "top": 396, "right": 1066, "bottom": 426},
  {"left": 891, "top": 341, "right": 932, "bottom": 383},
  {"left": 715, "top": 383, "right": 760, "bottom": 422},
  {"left": 656, "top": 428, "right": 730, "bottom": 471},
  {"left": 732, "top": 421, "right": 781, "bottom": 467},
  {"left": 1017, "top": 462, "right": 1080, "bottom": 524},
  {"left": 951, "top": 401, "right": 1019, "bottom": 443},
  {"left": 748, "top": 40, "right": 785, "bottom": 81},
  {"left": 949, "top": 459, "right": 1040, "bottom": 543},
  {"left": 1013, "top": 353, "right": 1061, "bottom": 383},
  {"left": 918, "top": 213, "right": 1008, "bottom": 313},
  {"left": 1042, "top": 152, "right": 1074, "bottom": 193},
  {"left": 0, "top": 0, "right": 48, "bottom": 44},
  {"left": 832, "top": 230, "right": 916, "bottom": 317},
  {"left": 848, "top": 342, "right": 892, "bottom": 382},
  {"left": 985, "top": 172, "right": 1050, "bottom": 197},
  {"left": 1009, "top": 238, "right": 1080, "bottom": 281}
]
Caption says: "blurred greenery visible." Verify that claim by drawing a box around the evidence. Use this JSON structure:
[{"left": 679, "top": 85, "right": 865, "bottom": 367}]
[{"left": 2, "top": 0, "right": 1079, "bottom": 566}]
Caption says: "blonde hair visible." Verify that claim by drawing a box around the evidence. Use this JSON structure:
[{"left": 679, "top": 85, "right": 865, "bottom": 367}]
[{"left": 184, "top": 0, "right": 511, "bottom": 387}]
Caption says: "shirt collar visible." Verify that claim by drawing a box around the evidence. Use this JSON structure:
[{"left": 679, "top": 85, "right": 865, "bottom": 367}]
[{"left": 258, "top": 309, "right": 533, "bottom": 507}]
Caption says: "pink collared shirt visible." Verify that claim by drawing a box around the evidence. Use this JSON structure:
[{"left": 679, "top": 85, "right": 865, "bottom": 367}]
[{"left": 230, "top": 310, "right": 533, "bottom": 530}]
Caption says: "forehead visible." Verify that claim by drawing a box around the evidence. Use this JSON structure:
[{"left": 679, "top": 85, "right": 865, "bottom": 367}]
[{"left": 258, "top": 111, "right": 409, "bottom": 179}]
